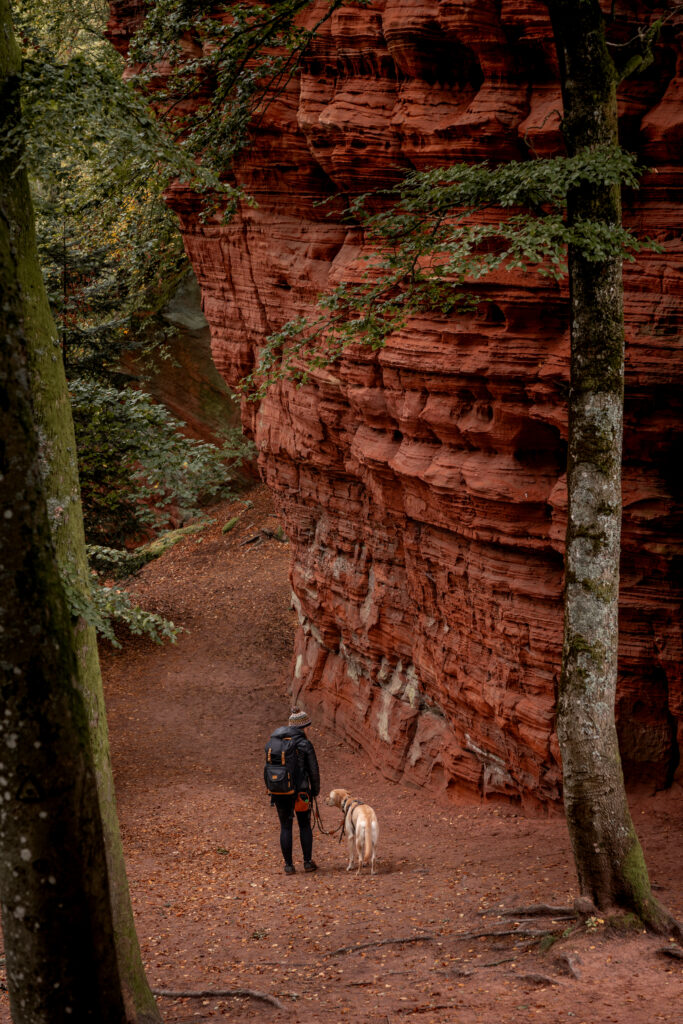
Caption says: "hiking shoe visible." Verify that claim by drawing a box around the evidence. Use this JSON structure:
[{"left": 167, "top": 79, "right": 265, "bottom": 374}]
[
  {"left": 284, "top": 863, "right": 296, "bottom": 875},
  {"left": 303, "top": 860, "right": 318, "bottom": 873}
]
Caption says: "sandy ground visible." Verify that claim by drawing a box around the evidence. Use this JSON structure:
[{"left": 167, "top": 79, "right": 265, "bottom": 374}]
[{"left": 2, "top": 483, "right": 682, "bottom": 1023}]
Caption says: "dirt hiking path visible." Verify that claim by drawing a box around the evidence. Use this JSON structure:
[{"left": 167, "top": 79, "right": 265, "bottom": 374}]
[{"left": 2, "top": 485, "right": 681, "bottom": 1023}]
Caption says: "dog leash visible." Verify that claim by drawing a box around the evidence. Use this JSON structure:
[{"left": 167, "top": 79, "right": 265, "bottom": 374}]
[{"left": 312, "top": 797, "right": 344, "bottom": 839}]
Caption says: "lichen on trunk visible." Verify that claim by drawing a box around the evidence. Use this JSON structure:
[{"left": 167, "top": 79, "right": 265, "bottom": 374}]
[
  {"left": 0, "top": 0, "right": 162, "bottom": 1016},
  {"left": 548, "top": 0, "right": 678, "bottom": 933}
]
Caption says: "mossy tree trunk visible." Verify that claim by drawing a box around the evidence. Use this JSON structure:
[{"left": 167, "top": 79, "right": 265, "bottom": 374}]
[
  {"left": 0, "top": 0, "right": 162, "bottom": 1016},
  {"left": 0, "top": 348, "right": 126, "bottom": 1019},
  {"left": 547, "top": 0, "right": 676, "bottom": 932},
  {"left": 0, "top": 49, "right": 128, "bottom": 1024}
]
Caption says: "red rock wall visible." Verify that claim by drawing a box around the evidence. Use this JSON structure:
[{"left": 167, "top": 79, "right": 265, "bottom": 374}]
[{"left": 109, "top": 1, "right": 683, "bottom": 807}]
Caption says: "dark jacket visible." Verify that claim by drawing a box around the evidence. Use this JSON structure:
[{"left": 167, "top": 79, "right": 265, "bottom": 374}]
[{"left": 270, "top": 725, "right": 320, "bottom": 797}]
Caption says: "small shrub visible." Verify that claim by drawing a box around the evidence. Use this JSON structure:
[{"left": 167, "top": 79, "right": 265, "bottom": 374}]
[
  {"left": 62, "top": 565, "right": 181, "bottom": 648},
  {"left": 70, "top": 378, "right": 254, "bottom": 547}
]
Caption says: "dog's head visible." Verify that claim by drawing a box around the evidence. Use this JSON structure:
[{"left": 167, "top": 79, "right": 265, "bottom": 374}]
[{"left": 325, "top": 788, "right": 350, "bottom": 809}]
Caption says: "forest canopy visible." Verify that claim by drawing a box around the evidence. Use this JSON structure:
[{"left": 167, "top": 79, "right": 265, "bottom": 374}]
[{"left": 8, "top": 0, "right": 253, "bottom": 644}]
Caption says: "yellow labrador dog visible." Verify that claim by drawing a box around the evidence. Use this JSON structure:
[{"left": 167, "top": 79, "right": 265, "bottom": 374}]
[{"left": 325, "top": 788, "right": 379, "bottom": 875}]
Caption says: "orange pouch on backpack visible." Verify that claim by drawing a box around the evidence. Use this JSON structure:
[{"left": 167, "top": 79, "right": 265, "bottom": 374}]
[{"left": 295, "top": 792, "right": 310, "bottom": 813}]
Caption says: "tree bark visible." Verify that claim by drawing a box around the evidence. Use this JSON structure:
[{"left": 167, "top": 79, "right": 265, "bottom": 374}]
[
  {"left": 547, "top": 0, "right": 676, "bottom": 932},
  {"left": 0, "top": 90, "right": 127, "bottom": 1024},
  {"left": 0, "top": 0, "right": 162, "bottom": 1015}
]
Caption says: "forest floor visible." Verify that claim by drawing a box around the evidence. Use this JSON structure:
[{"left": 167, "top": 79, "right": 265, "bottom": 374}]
[{"left": 2, "top": 483, "right": 682, "bottom": 1023}]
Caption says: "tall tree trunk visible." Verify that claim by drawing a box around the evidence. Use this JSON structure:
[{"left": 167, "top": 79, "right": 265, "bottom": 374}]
[
  {"left": 0, "top": 62, "right": 128, "bottom": 1024},
  {"left": 0, "top": 0, "right": 162, "bottom": 1016},
  {"left": 547, "top": 0, "right": 676, "bottom": 931}
]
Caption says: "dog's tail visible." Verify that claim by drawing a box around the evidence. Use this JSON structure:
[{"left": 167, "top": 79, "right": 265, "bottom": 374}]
[{"left": 364, "top": 817, "right": 378, "bottom": 865}]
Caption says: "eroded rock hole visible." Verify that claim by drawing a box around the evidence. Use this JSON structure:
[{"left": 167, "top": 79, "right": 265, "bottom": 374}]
[{"left": 513, "top": 420, "right": 566, "bottom": 473}]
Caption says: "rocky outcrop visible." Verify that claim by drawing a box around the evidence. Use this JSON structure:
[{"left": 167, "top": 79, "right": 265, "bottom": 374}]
[{"left": 109, "top": 1, "right": 682, "bottom": 807}]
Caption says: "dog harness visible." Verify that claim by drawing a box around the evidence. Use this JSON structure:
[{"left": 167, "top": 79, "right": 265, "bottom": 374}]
[
  {"left": 341, "top": 796, "right": 365, "bottom": 816},
  {"left": 338, "top": 796, "right": 367, "bottom": 844}
]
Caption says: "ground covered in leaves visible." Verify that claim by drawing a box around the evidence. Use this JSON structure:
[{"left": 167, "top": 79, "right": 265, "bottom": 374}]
[{"left": 2, "top": 484, "right": 682, "bottom": 1023}]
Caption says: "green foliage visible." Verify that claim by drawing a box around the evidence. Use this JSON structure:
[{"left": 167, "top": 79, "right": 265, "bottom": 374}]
[
  {"left": 33, "top": 171, "right": 185, "bottom": 381},
  {"left": 87, "top": 544, "right": 154, "bottom": 580},
  {"left": 12, "top": 0, "right": 236, "bottom": 196},
  {"left": 62, "top": 563, "right": 181, "bottom": 647},
  {"left": 93, "top": 582, "right": 181, "bottom": 648},
  {"left": 117, "top": 0, "right": 664, "bottom": 411},
  {"left": 82, "top": 521, "right": 224, "bottom": 644},
  {"left": 9, "top": 1, "right": 255, "bottom": 646},
  {"left": 10, "top": 0, "right": 232, "bottom": 380},
  {"left": 240, "top": 147, "right": 657, "bottom": 397},
  {"left": 129, "top": 0, "right": 369, "bottom": 176},
  {"left": 87, "top": 521, "right": 211, "bottom": 579},
  {"left": 69, "top": 378, "right": 253, "bottom": 546},
  {"left": 12, "top": 0, "right": 661, "bottom": 654}
]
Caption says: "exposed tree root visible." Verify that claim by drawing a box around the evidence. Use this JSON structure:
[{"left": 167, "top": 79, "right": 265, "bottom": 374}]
[
  {"left": 395, "top": 1004, "right": 458, "bottom": 1015},
  {"left": 490, "top": 897, "right": 681, "bottom": 941},
  {"left": 493, "top": 905, "right": 576, "bottom": 919},
  {"left": 327, "top": 934, "right": 434, "bottom": 957},
  {"left": 592, "top": 897, "right": 683, "bottom": 940},
  {"left": 555, "top": 953, "right": 582, "bottom": 979},
  {"left": 152, "top": 987, "right": 288, "bottom": 1010},
  {"left": 453, "top": 928, "right": 553, "bottom": 941},
  {"left": 657, "top": 945, "right": 683, "bottom": 961},
  {"left": 347, "top": 969, "right": 411, "bottom": 986},
  {"left": 639, "top": 900, "right": 683, "bottom": 940},
  {"left": 518, "top": 972, "right": 559, "bottom": 987}
]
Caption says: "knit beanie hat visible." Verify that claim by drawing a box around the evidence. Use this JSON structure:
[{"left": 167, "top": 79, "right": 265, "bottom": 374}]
[{"left": 288, "top": 706, "right": 311, "bottom": 729}]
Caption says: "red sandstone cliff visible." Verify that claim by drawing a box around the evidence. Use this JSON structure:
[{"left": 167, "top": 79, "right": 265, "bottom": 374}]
[{"left": 109, "top": 0, "right": 682, "bottom": 807}]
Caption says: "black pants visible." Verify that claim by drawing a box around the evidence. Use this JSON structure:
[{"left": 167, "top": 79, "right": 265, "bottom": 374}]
[{"left": 274, "top": 795, "right": 313, "bottom": 865}]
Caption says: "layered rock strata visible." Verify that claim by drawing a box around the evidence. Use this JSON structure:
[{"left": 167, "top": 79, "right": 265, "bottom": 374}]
[{"left": 109, "top": 0, "right": 683, "bottom": 806}]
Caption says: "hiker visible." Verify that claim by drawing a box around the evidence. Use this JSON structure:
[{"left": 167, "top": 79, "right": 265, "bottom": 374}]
[{"left": 264, "top": 707, "right": 320, "bottom": 874}]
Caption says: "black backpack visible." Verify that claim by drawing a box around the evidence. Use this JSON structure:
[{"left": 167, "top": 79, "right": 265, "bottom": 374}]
[{"left": 264, "top": 732, "right": 301, "bottom": 795}]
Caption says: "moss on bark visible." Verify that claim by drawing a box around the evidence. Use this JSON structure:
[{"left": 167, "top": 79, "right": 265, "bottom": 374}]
[
  {"left": 548, "top": 0, "right": 679, "bottom": 936},
  {"left": 0, "top": 1, "right": 161, "bottom": 1016},
  {"left": 1, "top": 20, "right": 127, "bottom": 1018}
]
